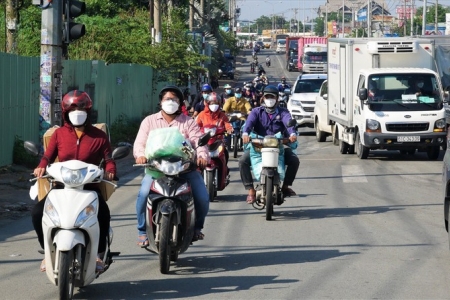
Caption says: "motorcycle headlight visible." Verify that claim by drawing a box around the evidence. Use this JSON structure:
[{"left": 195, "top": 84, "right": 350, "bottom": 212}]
[
  {"left": 366, "top": 119, "right": 381, "bottom": 131},
  {"left": 44, "top": 200, "right": 60, "bottom": 227},
  {"left": 209, "top": 145, "right": 223, "bottom": 158},
  {"left": 434, "top": 118, "right": 446, "bottom": 130},
  {"left": 204, "top": 127, "right": 217, "bottom": 136},
  {"left": 155, "top": 160, "right": 190, "bottom": 176},
  {"left": 61, "top": 167, "right": 88, "bottom": 185},
  {"left": 263, "top": 136, "right": 279, "bottom": 147},
  {"left": 74, "top": 199, "right": 98, "bottom": 227},
  {"left": 291, "top": 100, "right": 302, "bottom": 107}
]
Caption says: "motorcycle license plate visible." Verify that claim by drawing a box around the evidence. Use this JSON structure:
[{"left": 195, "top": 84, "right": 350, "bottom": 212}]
[{"left": 397, "top": 136, "right": 420, "bottom": 142}]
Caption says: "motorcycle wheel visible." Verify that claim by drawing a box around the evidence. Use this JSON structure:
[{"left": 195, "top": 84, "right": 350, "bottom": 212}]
[
  {"left": 58, "top": 250, "right": 75, "bottom": 300},
  {"left": 265, "top": 177, "right": 274, "bottom": 221},
  {"left": 233, "top": 135, "right": 238, "bottom": 158},
  {"left": 206, "top": 170, "right": 215, "bottom": 202},
  {"left": 159, "top": 214, "right": 174, "bottom": 274}
]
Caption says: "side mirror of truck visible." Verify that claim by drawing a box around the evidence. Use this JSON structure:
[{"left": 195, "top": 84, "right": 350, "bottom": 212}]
[
  {"left": 322, "top": 93, "right": 328, "bottom": 100},
  {"left": 358, "top": 88, "right": 368, "bottom": 101}
]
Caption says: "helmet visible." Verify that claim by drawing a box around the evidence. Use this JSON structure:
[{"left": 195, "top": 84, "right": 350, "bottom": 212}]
[
  {"left": 158, "top": 85, "right": 184, "bottom": 102},
  {"left": 61, "top": 90, "right": 93, "bottom": 113},
  {"left": 234, "top": 87, "right": 242, "bottom": 93},
  {"left": 224, "top": 84, "right": 232, "bottom": 89},
  {"left": 281, "top": 76, "right": 286, "bottom": 83},
  {"left": 206, "top": 92, "right": 219, "bottom": 103},
  {"left": 245, "top": 83, "right": 253, "bottom": 88},
  {"left": 201, "top": 84, "right": 213, "bottom": 92},
  {"left": 262, "top": 85, "right": 279, "bottom": 97}
]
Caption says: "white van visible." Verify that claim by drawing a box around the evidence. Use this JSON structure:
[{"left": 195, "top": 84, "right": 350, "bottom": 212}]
[{"left": 276, "top": 39, "right": 286, "bottom": 53}]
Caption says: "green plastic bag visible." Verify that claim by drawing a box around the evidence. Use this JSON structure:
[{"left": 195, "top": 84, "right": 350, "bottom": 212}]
[{"left": 144, "top": 127, "right": 190, "bottom": 178}]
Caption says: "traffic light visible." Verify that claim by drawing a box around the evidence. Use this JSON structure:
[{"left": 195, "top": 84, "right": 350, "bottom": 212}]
[{"left": 63, "top": 0, "right": 86, "bottom": 44}]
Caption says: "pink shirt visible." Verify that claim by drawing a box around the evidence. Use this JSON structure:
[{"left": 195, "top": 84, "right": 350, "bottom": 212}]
[{"left": 133, "top": 111, "right": 209, "bottom": 160}]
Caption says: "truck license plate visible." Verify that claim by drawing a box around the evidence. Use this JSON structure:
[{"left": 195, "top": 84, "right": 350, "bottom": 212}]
[{"left": 397, "top": 136, "right": 420, "bottom": 142}]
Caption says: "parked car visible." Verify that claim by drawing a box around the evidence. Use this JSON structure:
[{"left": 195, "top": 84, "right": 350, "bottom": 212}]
[{"left": 287, "top": 73, "right": 327, "bottom": 128}]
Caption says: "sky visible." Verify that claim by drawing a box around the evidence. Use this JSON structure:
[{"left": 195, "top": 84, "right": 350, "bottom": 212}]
[{"left": 237, "top": 0, "right": 450, "bottom": 23}]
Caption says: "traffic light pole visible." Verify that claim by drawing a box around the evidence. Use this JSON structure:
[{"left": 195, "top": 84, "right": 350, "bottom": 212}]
[{"left": 39, "top": 0, "right": 63, "bottom": 134}]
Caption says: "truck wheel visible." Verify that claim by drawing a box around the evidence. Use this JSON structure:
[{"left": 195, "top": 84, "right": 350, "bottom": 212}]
[
  {"left": 427, "top": 146, "right": 440, "bottom": 160},
  {"left": 355, "top": 132, "right": 369, "bottom": 159},
  {"left": 339, "top": 139, "right": 349, "bottom": 154},
  {"left": 315, "top": 120, "right": 326, "bottom": 142}
]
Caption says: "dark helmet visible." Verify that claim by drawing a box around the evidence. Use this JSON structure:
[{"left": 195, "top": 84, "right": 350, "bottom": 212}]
[
  {"left": 281, "top": 76, "right": 286, "bottom": 83},
  {"left": 262, "top": 85, "right": 279, "bottom": 97},
  {"left": 61, "top": 90, "right": 93, "bottom": 114},
  {"left": 201, "top": 84, "right": 213, "bottom": 92},
  {"left": 234, "top": 87, "right": 242, "bottom": 93},
  {"left": 158, "top": 85, "right": 184, "bottom": 102}
]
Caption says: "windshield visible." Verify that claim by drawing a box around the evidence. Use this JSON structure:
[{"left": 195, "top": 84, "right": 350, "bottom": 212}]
[
  {"left": 303, "top": 53, "right": 327, "bottom": 64},
  {"left": 294, "top": 79, "right": 326, "bottom": 93},
  {"left": 365, "top": 74, "right": 443, "bottom": 112},
  {"left": 289, "top": 41, "right": 298, "bottom": 50},
  {"left": 277, "top": 40, "right": 286, "bottom": 45}
]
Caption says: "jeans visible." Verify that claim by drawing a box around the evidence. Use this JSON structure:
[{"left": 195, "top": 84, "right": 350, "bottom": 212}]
[
  {"left": 136, "top": 171, "right": 209, "bottom": 236},
  {"left": 239, "top": 148, "right": 300, "bottom": 190}
]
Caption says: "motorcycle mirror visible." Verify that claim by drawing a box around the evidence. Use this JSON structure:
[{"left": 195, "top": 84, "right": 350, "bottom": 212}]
[
  {"left": 198, "top": 132, "right": 211, "bottom": 147},
  {"left": 112, "top": 145, "right": 131, "bottom": 160},
  {"left": 287, "top": 119, "right": 297, "bottom": 128},
  {"left": 284, "top": 89, "right": 291, "bottom": 94},
  {"left": 24, "top": 141, "right": 39, "bottom": 157}
]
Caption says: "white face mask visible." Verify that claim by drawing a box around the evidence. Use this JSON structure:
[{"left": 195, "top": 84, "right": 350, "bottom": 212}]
[
  {"left": 68, "top": 110, "right": 87, "bottom": 126},
  {"left": 264, "top": 99, "right": 277, "bottom": 108},
  {"left": 417, "top": 82, "right": 424, "bottom": 88},
  {"left": 209, "top": 104, "right": 219, "bottom": 112},
  {"left": 161, "top": 100, "right": 179, "bottom": 115}
]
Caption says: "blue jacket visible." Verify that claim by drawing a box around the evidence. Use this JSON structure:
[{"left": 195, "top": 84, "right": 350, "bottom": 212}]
[{"left": 243, "top": 106, "right": 296, "bottom": 138}]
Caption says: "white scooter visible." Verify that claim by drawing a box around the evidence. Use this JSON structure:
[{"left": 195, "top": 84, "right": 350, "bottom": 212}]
[{"left": 26, "top": 142, "right": 130, "bottom": 300}]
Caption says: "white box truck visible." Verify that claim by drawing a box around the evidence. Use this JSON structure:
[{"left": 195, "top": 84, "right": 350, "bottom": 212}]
[{"left": 327, "top": 37, "right": 447, "bottom": 159}]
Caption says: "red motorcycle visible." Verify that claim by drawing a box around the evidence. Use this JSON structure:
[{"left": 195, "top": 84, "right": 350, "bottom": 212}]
[{"left": 202, "top": 123, "right": 230, "bottom": 202}]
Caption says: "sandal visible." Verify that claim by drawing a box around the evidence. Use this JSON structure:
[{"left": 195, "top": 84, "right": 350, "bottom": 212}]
[
  {"left": 192, "top": 231, "right": 205, "bottom": 242},
  {"left": 40, "top": 259, "right": 46, "bottom": 272},
  {"left": 282, "top": 187, "right": 297, "bottom": 197},
  {"left": 96, "top": 258, "right": 105, "bottom": 273},
  {"left": 246, "top": 194, "right": 256, "bottom": 204},
  {"left": 137, "top": 235, "right": 149, "bottom": 248}
]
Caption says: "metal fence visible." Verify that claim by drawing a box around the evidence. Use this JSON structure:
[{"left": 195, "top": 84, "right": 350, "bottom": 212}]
[{"left": 0, "top": 53, "right": 165, "bottom": 167}]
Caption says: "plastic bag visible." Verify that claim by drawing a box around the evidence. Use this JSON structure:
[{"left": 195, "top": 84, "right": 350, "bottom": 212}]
[{"left": 144, "top": 127, "right": 191, "bottom": 178}]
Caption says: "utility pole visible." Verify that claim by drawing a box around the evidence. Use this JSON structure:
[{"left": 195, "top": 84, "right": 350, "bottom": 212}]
[
  {"left": 154, "top": 0, "right": 161, "bottom": 43},
  {"left": 189, "top": 0, "right": 194, "bottom": 31},
  {"left": 5, "top": 0, "right": 18, "bottom": 53},
  {"left": 200, "top": 0, "right": 205, "bottom": 26},
  {"left": 38, "top": 0, "right": 63, "bottom": 129},
  {"left": 435, "top": 0, "right": 438, "bottom": 34},
  {"left": 149, "top": 0, "right": 154, "bottom": 41}
]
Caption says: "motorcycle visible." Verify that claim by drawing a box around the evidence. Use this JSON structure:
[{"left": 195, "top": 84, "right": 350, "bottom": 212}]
[
  {"left": 227, "top": 111, "right": 246, "bottom": 158},
  {"left": 134, "top": 133, "right": 210, "bottom": 274},
  {"left": 202, "top": 123, "right": 230, "bottom": 202},
  {"left": 250, "top": 63, "right": 255, "bottom": 74},
  {"left": 278, "top": 88, "right": 290, "bottom": 108},
  {"left": 266, "top": 58, "right": 271, "bottom": 67},
  {"left": 246, "top": 119, "right": 297, "bottom": 220},
  {"left": 25, "top": 141, "right": 130, "bottom": 300}
]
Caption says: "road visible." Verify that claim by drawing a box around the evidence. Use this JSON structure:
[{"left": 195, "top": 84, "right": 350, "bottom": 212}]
[{"left": 1, "top": 49, "right": 450, "bottom": 299}]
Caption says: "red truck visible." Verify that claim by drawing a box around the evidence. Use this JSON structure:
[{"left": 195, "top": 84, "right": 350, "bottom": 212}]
[{"left": 297, "top": 37, "right": 327, "bottom": 73}]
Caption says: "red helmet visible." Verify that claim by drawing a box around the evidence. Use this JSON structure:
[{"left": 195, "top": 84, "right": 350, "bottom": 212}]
[{"left": 61, "top": 90, "right": 93, "bottom": 113}]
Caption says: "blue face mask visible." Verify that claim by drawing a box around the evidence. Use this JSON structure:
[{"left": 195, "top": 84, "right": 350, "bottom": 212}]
[
  {"left": 226, "top": 90, "right": 232, "bottom": 95},
  {"left": 235, "top": 93, "right": 242, "bottom": 98},
  {"left": 202, "top": 94, "right": 209, "bottom": 100}
]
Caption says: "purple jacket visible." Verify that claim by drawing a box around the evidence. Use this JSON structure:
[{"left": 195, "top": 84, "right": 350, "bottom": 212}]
[{"left": 243, "top": 106, "right": 296, "bottom": 137}]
